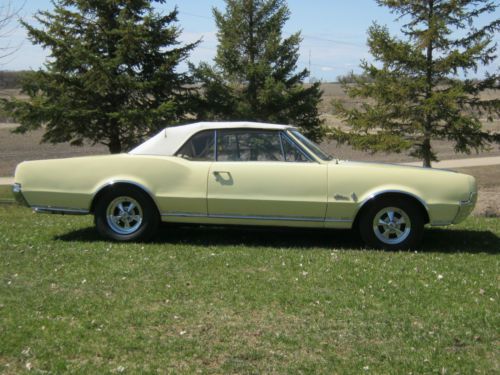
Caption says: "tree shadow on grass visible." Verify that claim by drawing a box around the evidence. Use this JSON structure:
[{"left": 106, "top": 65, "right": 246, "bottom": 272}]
[{"left": 55, "top": 224, "right": 500, "bottom": 254}]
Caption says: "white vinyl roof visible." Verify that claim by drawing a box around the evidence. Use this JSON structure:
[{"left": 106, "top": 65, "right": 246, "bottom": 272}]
[{"left": 129, "top": 121, "right": 294, "bottom": 156}]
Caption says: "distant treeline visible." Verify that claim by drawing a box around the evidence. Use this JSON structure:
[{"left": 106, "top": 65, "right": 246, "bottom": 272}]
[{"left": 0, "top": 71, "right": 28, "bottom": 89}]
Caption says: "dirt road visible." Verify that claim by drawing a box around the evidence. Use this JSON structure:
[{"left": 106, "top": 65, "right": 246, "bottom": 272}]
[
  {"left": 403, "top": 156, "right": 500, "bottom": 169},
  {"left": 0, "top": 177, "right": 13, "bottom": 185}
]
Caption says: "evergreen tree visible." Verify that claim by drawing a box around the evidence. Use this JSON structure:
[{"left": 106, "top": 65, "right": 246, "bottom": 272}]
[
  {"left": 192, "top": 0, "right": 324, "bottom": 141},
  {"left": 332, "top": 0, "right": 499, "bottom": 167},
  {"left": 0, "top": 1, "right": 25, "bottom": 62},
  {"left": 4, "top": 0, "right": 198, "bottom": 153}
]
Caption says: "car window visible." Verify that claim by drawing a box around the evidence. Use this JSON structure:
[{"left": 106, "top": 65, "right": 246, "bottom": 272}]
[
  {"left": 176, "top": 130, "right": 215, "bottom": 161},
  {"left": 281, "top": 133, "right": 311, "bottom": 162},
  {"left": 217, "top": 130, "right": 284, "bottom": 162},
  {"left": 289, "top": 130, "right": 333, "bottom": 161}
]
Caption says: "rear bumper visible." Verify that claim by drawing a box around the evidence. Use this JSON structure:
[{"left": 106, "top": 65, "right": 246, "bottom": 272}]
[
  {"left": 12, "top": 183, "right": 29, "bottom": 207},
  {"left": 452, "top": 192, "right": 477, "bottom": 224}
]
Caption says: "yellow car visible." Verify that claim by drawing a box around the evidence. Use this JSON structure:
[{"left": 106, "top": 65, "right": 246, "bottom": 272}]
[{"left": 12, "top": 122, "right": 477, "bottom": 249}]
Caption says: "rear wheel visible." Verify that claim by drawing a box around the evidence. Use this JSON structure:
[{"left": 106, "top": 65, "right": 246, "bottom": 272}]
[
  {"left": 94, "top": 186, "right": 159, "bottom": 241},
  {"left": 359, "top": 198, "right": 424, "bottom": 250}
]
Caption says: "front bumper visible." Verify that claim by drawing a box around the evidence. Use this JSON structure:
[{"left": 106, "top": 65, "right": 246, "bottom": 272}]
[
  {"left": 12, "top": 183, "right": 30, "bottom": 207},
  {"left": 452, "top": 191, "right": 477, "bottom": 224}
]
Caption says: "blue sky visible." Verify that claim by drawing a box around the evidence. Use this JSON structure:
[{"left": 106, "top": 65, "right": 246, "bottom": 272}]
[{"left": 4, "top": 0, "right": 499, "bottom": 81}]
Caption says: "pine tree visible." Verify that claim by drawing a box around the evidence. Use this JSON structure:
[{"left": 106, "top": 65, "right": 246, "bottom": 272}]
[
  {"left": 192, "top": 0, "right": 324, "bottom": 141},
  {"left": 4, "top": 0, "right": 198, "bottom": 153},
  {"left": 332, "top": 0, "right": 499, "bottom": 167}
]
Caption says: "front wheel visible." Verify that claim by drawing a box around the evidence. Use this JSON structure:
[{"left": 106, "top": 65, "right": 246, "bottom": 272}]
[
  {"left": 359, "top": 198, "right": 424, "bottom": 250},
  {"left": 94, "top": 187, "right": 159, "bottom": 241}
]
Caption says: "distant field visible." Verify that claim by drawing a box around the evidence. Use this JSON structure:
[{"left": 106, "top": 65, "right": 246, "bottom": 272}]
[{"left": 0, "top": 125, "right": 107, "bottom": 176}]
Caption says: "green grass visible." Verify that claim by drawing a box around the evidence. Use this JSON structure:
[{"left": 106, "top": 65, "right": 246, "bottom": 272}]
[{"left": 0, "top": 204, "right": 499, "bottom": 374}]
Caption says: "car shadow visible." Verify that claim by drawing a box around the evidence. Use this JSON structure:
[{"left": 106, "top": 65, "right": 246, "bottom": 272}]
[{"left": 55, "top": 224, "right": 500, "bottom": 254}]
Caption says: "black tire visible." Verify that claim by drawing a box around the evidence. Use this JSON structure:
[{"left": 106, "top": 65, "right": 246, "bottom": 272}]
[
  {"left": 358, "top": 197, "right": 424, "bottom": 250},
  {"left": 94, "top": 186, "right": 159, "bottom": 242}
]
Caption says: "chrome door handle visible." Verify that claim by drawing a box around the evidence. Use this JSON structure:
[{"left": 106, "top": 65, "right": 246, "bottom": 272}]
[{"left": 213, "top": 171, "right": 230, "bottom": 175}]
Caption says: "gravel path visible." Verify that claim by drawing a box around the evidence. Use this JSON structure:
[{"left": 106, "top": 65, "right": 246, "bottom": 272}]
[
  {"left": 0, "top": 177, "right": 13, "bottom": 185},
  {"left": 403, "top": 156, "right": 500, "bottom": 168}
]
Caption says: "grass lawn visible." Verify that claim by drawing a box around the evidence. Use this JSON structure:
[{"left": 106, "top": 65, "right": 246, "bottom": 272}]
[{"left": 0, "top": 199, "right": 499, "bottom": 373}]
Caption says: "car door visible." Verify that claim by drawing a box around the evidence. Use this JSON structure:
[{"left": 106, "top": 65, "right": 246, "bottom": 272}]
[
  {"left": 158, "top": 130, "right": 214, "bottom": 216},
  {"left": 207, "top": 129, "right": 327, "bottom": 223}
]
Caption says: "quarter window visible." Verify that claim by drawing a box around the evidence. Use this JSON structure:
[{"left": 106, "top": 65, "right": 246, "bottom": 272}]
[
  {"left": 176, "top": 130, "right": 215, "bottom": 161},
  {"left": 289, "top": 130, "right": 333, "bottom": 161},
  {"left": 281, "top": 134, "right": 310, "bottom": 162}
]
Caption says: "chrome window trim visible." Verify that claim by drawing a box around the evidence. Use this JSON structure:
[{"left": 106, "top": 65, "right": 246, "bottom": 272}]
[
  {"left": 280, "top": 131, "right": 315, "bottom": 163},
  {"left": 278, "top": 132, "right": 285, "bottom": 160},
  {"left": 286, "top": 130, "right": 329, "bottom": 163},
  {"left": 214, "top": 129, "right": 218, "bottom": 161},
  {"left": 175, "top": 127, "right": 315, "bottom": 163}
]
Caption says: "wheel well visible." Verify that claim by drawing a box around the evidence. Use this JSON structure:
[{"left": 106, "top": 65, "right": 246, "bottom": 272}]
[
  {"left": 353, "top": 192, "right": 430, "bottom": 229},
  {"left": 90, "top": 182, "right": 160, "bottom": 216}
]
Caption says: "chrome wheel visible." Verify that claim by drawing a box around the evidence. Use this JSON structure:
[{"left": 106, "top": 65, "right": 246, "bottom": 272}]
[
  {"left": 372, "top": 206, "right": 411, "bottom": 245},
  {"left": 106, "top": 196, "right": 143, "bottom": 235}
]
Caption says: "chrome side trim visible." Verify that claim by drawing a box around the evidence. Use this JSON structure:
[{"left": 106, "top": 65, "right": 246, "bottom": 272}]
[
  {"left": 354, "top": 189, "right": 431, "bottom": 222},
  {"left": 162, "top": 211, "right": 207, "bottom": 218},
  {"left": 430, "top": 221, "right": 453, "bottom": 227},
  {"left": 209, "top": 213, "right": 324, "bottom": 222},
  {"left": 162, "top": 211, "right": 352, "bottom": 223},
  {"left": 325, "top": 218, "right": 353, "bottom": 223},
  {"left": 33, "top": 206, "right": 89, "bottom": 215}
]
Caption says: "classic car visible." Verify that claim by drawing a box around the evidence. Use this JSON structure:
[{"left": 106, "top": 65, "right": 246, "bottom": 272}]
[{"left": 12, "top": 121, "right": 477, "bottom": 249}]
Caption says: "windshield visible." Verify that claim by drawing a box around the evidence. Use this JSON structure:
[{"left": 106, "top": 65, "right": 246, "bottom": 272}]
[{"left": 289, "top": 130, "right": 334, "bottom": 161}]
